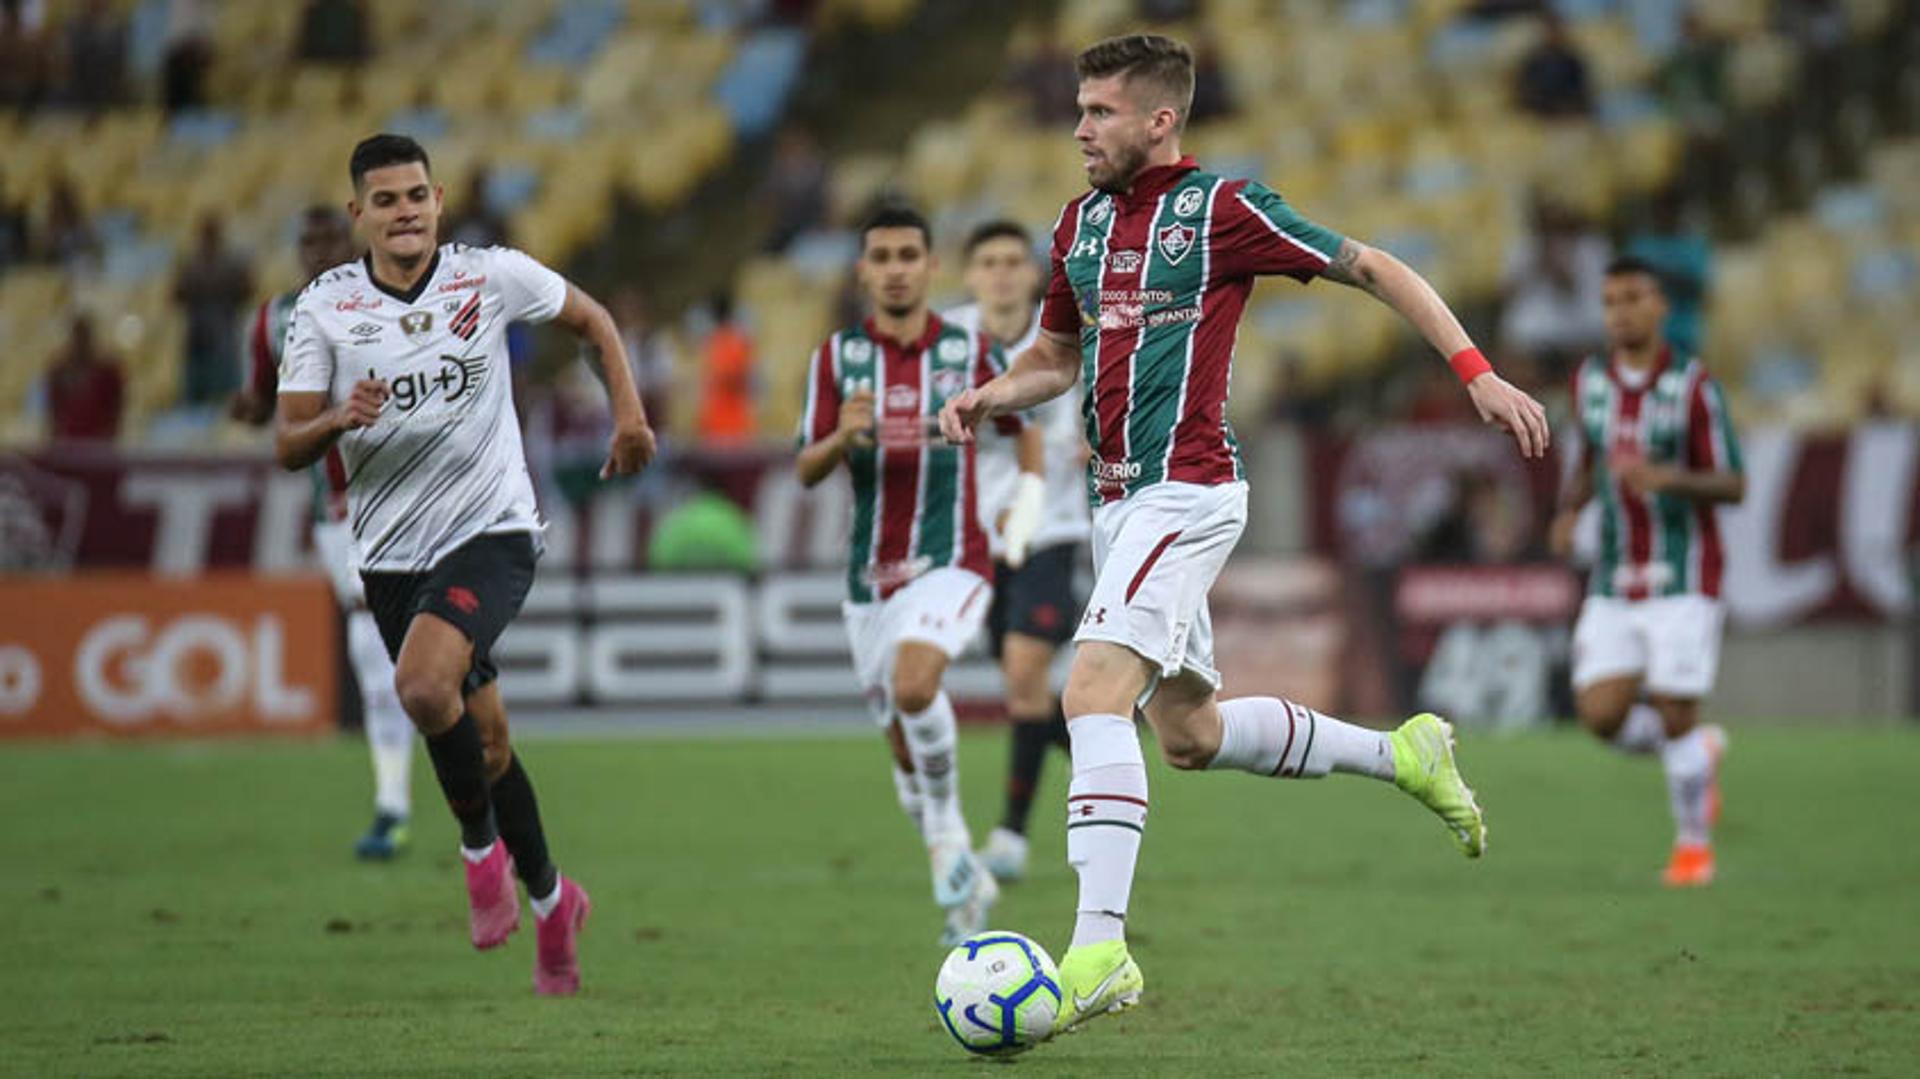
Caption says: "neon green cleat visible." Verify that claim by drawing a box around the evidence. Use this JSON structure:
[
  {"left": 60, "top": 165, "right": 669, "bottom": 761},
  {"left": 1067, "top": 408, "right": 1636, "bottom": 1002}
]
[
  {"left": 1390, "top": 713, "right": 1487, "bottom": 858},
  {"left": 1051, "top": 940, "right": 1143, "bottom": 1035}
]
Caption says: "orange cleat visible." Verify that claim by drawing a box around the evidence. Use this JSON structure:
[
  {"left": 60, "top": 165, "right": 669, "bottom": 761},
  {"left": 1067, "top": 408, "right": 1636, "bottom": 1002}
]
[{"left": 1662, "top": 843, "right": 1715, "bottom": 887}]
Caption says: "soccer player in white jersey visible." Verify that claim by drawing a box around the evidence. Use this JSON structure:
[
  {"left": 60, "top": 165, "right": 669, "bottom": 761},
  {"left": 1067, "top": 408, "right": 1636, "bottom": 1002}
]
[
  {"left": 940, "top": 35, "right": 1551, "bottom": 1030},
  {"left": 275, "top": 135, "right": 656, "bottom": 995},
  {"left": 1549, "top": 257, "right": 1744, "bottom": 887},
  {"left": 796, "top": 205, "right": 1044, "bottom": 945},
  {"left": 232, "top": 205, "right": 414, "bottom": 861},
  {"left": 944, "top": 220, "right": 1090, "bottom": 883}
]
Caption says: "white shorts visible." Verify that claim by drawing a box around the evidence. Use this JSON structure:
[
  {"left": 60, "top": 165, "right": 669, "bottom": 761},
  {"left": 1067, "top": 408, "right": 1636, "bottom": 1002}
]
[
  {"left": 1571, "top": 594, "right": 1725, "bottom": 698},
  {"left": 842, "top": 566, "right": 992, "bottom": 724},
  {"left": 312, "top": 518, "right": 366, "bottom": 607},
  {"left": 1074, "top": 481, "right": 1247, "bottom": 695}
]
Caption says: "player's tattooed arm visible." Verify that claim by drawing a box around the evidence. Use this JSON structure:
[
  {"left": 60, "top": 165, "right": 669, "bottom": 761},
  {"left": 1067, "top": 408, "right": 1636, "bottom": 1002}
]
[{"left": 1320, "top": 239, "right": 1379, "bottom": 293}]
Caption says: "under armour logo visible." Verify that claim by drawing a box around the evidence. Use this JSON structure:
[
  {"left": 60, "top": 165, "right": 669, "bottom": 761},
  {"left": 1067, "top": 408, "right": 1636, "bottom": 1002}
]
[
  {"left": 1074, "top": 804, "right": 1095, "bottom": 818},
  {"left": 1082, "top": 607, "right": 1108, "bottom": 626},
  {"left": 446, "top": 587, "right": 480, "bottom": 614}
]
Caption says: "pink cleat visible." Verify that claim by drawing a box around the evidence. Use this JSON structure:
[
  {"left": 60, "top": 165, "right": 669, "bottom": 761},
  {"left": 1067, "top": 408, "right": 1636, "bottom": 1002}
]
[
  {"left": 533, "top": 877, "right": 591, "bottom": 996},
  {"left": 464, "top": 842, "right": 520, "bottom": 950}
]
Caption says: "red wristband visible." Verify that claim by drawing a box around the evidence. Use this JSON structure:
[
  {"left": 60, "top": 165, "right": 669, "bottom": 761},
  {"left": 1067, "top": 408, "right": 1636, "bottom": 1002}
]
[{"left": 1449, "top": 347, "right": 1493, "bottom": 385}]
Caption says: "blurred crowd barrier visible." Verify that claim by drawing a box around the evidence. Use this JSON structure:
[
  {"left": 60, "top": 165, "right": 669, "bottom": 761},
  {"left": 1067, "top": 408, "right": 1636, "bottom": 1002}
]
[{"left": 3, "top": 417, "right": 1914, "bottom": 733}]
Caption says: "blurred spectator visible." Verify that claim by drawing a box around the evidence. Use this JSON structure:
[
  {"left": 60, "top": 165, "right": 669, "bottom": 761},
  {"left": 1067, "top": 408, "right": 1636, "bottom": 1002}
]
[
  {"left": 0, "top": 0, "right": 48, "bottom": 110},
  {"left": 45, "top": 314, "right": 125, "bottom": 442},
  {"left": 54, "top": 0, "right": 127, "bottom": 112},
  {"left": 611, "top": 285, "right": 676, "bottom": 434},
  {"left": 1416, "top": 469, "right": 1532, "bottom": 565},
  {"left": 762, "top": 125, "right": 828, "bottom": 253},
  {"left": 446, "top": 168, "right": 510, "bottom": 248},
  {"left": 297, "top": 0, "right": 370, "bottom": 66},
  {"left": 696, "top": 292, "right": 759, "bottom": 444},
  {"left": 35, "top": 174, "right": 98, "bottom": 273},
  {"left": 1775, "top": 0, "right": 1849, "bottom": 111},
  {"left": 1008, "top": 28, "right": 1079, "bottom": 127},
  {"left": 171, "top": 214, "right": 254, "bottom": 406},
  {"left": 1188, "top": 33, "right": 1236, "bottom": 125},
  {"left": 648, "top": 475, "right": 760, "bottom": 573},
  {"left": 1465, "top": 0, "right": 1546, "bottom": 17},
  {"left": 1513, "top": 12, "right": 1593, "bottom": 120},
  {"left": 160, "top": 0, "right": 215, "bottom": 113},
  {"left": 0, "top": 170, "right": 28, "bottom": 272},
  {"left": 1658, "top": 11, "right": 1732, "bottom": 202},
  {"left": 1498, "top": 200, "right": 1609, "bottom": 368},
  {"left": 1625, "top": 187, "right": 1712, "bottom": 356},
  {"left": 1137, "top": 0, "right": 1200, "bottom": 21}
]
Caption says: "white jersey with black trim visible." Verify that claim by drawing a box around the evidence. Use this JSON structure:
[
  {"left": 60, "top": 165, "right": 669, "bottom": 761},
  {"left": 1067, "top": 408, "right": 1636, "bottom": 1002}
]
[
  {"left": 943, "top": 302, "right": 1091, "bottom": 554},
  {"left": 279, "top": 243, "right": 566, "bottom": 573}
]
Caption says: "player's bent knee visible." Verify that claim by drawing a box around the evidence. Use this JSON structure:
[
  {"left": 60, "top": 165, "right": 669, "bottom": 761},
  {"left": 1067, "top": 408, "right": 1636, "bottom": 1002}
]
[
  {"left": 1063, "top": 648, "right": 1143, "bottom": 719},
  {"left": 892, "top": 680, "right": 938, "bottom": 716},
  {"left": 481, "top": 741, "right": 512, "bottom": 781},
  {"left": 393, "top": 666, "right": 461, "bottom": 733},
  {"left": 1157, "top": 733, "right": 1213, "bottom": 771}
]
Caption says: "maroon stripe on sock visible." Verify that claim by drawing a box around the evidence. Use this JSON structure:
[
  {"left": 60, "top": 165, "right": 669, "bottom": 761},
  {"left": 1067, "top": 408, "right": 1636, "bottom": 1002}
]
[
  {"left": 1068, "top": 793, "right": 1149, "bottom": 808},
  {"left": 1270, "top": 699, "right": 1299, "bottom": 777},
  {"left": 1124, "top": 531, "right": 1183, "bottom": 603}
]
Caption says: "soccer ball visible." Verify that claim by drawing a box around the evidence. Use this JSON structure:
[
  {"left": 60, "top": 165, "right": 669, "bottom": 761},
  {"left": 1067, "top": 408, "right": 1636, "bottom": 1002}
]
[{"left": 933, "top": 931, "right": 1062, "bottom": 1055}]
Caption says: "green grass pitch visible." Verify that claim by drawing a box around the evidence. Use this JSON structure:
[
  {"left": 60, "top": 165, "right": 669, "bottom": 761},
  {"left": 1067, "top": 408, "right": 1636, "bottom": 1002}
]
[{"left": 3, "top": 725, "right": 1917, "bottom": 1076}]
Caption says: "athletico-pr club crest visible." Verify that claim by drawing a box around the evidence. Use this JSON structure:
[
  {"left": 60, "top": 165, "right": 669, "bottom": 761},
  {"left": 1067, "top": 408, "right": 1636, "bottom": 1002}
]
[{"left": 1157, "top": 223, "right": 1196, "bottom": 265}]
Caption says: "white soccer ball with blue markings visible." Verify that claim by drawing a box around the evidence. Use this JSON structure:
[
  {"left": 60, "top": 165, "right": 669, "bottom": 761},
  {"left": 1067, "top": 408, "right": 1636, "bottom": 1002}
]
[{"left": 933, "top": 931, "right": 1062, "bottom": 1055}]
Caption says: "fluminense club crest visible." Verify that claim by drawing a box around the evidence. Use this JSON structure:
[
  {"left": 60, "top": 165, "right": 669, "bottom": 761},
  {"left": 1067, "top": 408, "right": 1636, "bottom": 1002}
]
[{"left": 1156, "top": 223, "right": 1196, "bottom": 266}]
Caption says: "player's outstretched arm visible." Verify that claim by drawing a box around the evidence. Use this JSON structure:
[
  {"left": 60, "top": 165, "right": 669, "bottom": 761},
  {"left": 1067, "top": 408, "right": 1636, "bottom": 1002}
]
[
  {"left": 795, "top": 388, "right": 874, "bottom": 487},
  {"left": 275, "top": 384, "right": 385, "bottom": 471},
  {"left": 938, "top": 330, "right": 1079, "bottom": 444},
  {"left": 1322, "top": 239, "right": 1550, "bottom": 459},
  {"left": 552, "top": 284, "right": 656, "bottom": 478}
]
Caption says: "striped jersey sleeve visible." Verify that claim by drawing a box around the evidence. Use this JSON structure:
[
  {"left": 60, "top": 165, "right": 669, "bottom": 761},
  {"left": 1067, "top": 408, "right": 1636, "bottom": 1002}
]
[
  {"left": 1039, "top": 195, "right": 1087, "bottom": 337},
  {"left": 1211, "top": 180, "right": 1345, "bottom": 282},
  {"left": 796, "top": 336, "right": 840, "bottom": 447},
  {"left": 1685, "top": 371, "right": 1742, "bottom": 473}
]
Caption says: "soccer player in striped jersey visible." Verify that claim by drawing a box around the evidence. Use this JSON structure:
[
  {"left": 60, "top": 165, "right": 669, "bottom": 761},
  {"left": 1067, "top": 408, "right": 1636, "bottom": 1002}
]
[
  {"left": 944, "top": 220, "right": 1090, "bottom": 885},
  {"left": 231, "top": 205, "right": 414, "bottom": 862},
  {"left": 940, "top": 34, "right": 1551, "bottom": 1030},
  {"left": 1549, "top": 256, "right": 1744, "bottom": 887},
  {"left": 796, "top": 205, "right": 1045, "bottom": 946},
  {"left": 276, "top": 134, "right": 657, "bottom": 994}
]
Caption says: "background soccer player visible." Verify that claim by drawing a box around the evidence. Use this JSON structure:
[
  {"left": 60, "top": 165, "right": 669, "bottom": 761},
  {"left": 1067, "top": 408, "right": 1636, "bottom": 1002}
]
[
  {"left": 941, "top": 34, "right": 1550, "bottom": 1030},
  {"left": 944, "top": 220, "right": 1089, "bottom": 884},
  {"left": 231, "top": 205, "right": 414, "bottom": 862},
  {"left": 1549, "top": 256, "right": 1744, "bottom": 887},
  {"left": 796, "top": 205, "right": 1043, "bottom": 945},
  {"left": 273, "top": 134, "right": 656, "bottom": 995}
]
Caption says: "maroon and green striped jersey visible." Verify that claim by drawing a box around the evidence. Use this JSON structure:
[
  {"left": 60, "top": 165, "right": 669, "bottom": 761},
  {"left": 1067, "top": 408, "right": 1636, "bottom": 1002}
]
[
  {"left": 1039, "top": 157, "right": 1346, "bottom": 504},
  {"left": 798, "top": 314, "right": 1020, "bottom": 603},
  {"left": 1571, "top": 349, "right": 1743, "bottom": 600}
]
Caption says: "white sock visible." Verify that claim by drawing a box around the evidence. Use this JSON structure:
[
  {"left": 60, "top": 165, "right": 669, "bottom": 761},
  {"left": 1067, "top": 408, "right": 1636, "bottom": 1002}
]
[
  {"left": 1208, "top": 697, "right": 1394, "bottom": 780},
  {"left": 530, "top": 878, "right": 564, "bottom": 918},
  {"left": 351, "top": 609, "right": 413, "bottom": 817},
  {"left": 1661, "top": 727, "right": 1713, "bottom": 847},
  {"left": 891, "top": 765, "right": 924, "bottom": 840},
  {"left": 460, "top": 841, "right": 495, "bottom": 864},
  {"left": 1066, "top": 713, "right": 1148, "bottom": 949},
  {"left": 1612, "top": 703, "right": 1666, "bottom": 756},
  {"left": 899, "top": 693, "right": 966, "bottom": 846}
]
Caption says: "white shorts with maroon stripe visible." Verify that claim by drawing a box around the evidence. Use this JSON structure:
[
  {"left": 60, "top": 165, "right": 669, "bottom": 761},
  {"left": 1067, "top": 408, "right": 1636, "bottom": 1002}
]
[
  {"left": 1075, "top": 480, "right": 1248, "bottom": 695},
  {"left": 1571, "top": 593, "right": 1725, "bottom": 698},
  {"left": 842, "top": 566, "right": 992, "bottom": 724}
]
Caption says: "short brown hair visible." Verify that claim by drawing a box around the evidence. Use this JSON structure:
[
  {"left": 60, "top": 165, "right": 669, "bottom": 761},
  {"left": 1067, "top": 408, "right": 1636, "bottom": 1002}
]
[{"left": 1075, "top": 34, "right": 1195, "bottom": 128}]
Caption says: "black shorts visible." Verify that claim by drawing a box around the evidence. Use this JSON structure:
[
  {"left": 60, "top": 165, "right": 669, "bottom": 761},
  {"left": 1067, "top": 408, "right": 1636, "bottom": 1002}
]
[
  {"left": 361, "top": 531, "right": 538, "bottom": 696},
  {"left": 986, "top": 541, "right": 1080, "bottom": 659}
]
